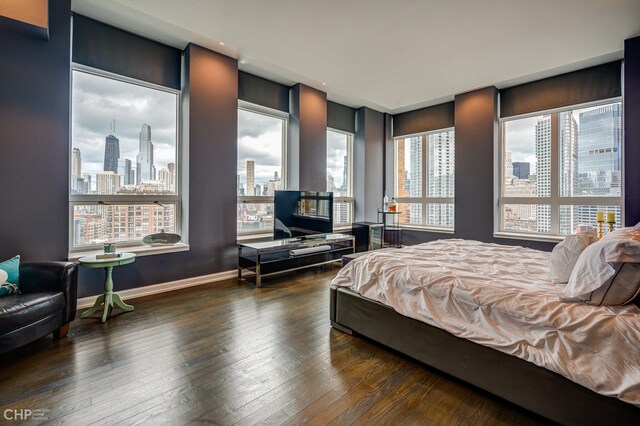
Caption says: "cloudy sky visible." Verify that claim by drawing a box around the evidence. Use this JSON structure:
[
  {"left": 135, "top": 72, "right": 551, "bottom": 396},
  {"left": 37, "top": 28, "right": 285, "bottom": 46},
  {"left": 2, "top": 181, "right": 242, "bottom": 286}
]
[
  {"left": 237, "top": 111, "right": 350, "bottom": 192},
  {"left": 72, "top": 70, "right": 178, "bottom": 182},
  {"left": 327, "top": 130, "right": 349, "bottom": 188},
  {"left": 237, "top": 109, "right": 283, "bottom": 189}
]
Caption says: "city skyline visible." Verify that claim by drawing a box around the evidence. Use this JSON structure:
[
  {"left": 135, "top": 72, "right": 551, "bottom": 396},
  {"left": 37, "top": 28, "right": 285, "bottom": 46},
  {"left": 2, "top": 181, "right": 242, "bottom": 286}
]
[{"left": 72, "top": 70, "right": 177, "bottom": 183}]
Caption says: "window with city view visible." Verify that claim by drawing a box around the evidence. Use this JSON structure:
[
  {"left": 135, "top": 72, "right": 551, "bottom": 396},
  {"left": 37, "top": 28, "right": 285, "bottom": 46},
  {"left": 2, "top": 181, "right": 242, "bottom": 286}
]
[
  {"left": 327, "top": 129, "right": 353, "bottom": 226},
  {"left": 237, "top": 106, "right": 286, "bottom": 234},
  {"left": 394, "top": 128, "right": 455, "bottom": 229},
  {"left": 70, "top": 69, "right": 180, "bottom": 250},
  {"left": 499, "top": 100, "right": 622, "bottom": 237}
]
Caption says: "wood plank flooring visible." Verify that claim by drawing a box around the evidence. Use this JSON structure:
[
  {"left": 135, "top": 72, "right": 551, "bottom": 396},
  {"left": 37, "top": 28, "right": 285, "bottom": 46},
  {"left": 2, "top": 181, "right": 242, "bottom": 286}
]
[{"left": 0, "top": 266, "right": 548, "bottom": 425}]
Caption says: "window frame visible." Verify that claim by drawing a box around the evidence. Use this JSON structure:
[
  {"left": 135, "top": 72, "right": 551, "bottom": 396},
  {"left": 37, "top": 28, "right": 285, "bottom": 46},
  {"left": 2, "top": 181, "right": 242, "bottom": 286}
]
[
  {"left": 68, "top": 64, "right": 184, "bottom": 255},
  {"left": 327, "top": 127, "right": 354, "bottom": 229},
  {"left": 237, "top": 101, "right": 288, "bottom": 236},
  {"left": 393, "top": 127, "right": 455, "bottom": 232},
  {"left": 495, "top": 97, "right": 624, "bottom": 241}
]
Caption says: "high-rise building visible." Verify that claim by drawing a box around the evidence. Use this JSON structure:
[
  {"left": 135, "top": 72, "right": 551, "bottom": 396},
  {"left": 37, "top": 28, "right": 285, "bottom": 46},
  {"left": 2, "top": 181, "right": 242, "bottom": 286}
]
[
  {"left": 342, "top": 155, "right": 348, "bottom": 190},
  {"left": 573, "top": 104, "right": 622, "bottom": 230},
  {"left": 327, "top": 175, "right": 335, "bottom": 192},
  {"left": 72, "top": 147, "right": 82, "bottom": 178},
  {"left": 136, "top": 124, "right": 155, "bottom": 184},
  {"left": 158, "top": 167, "right": 175, "bottom": 192},
  {"left": 512, "top": 162, "right": 530, "bottom": 180},
  {"left": 504, "top": 151, "right": 513, "bottom": 178},
  {"left": 535, "top": 116, "right": 552, "bottom": 233},
  {"left": 117, "top": 158, "right": 133, "bottom": 186},
  {"left": 397, "top": 140, "right": 406, "bottom": 197},
  {"left": 71, "top": 147, "right": 83, "bottom": 193},
  {"left": 104, "top": 134, "right": 120, "bottom": 173},
  {"left": 409, "top": 136, "right": 423, "bottom": 224},
  {"left": 246, "top": 160, "right": 255, "bottom": 196},
  {"left": 96, "top": 171, "right": 120, "bottom": 195},
  {"left": 427, "top": 130, "right": 455, "bottom": 227}
]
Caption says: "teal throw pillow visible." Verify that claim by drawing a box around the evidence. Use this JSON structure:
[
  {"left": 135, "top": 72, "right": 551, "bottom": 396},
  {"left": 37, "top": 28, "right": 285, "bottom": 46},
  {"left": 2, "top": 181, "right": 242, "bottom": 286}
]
[{"left": 0, "top": 255, "right": 20, "bottom": 297}]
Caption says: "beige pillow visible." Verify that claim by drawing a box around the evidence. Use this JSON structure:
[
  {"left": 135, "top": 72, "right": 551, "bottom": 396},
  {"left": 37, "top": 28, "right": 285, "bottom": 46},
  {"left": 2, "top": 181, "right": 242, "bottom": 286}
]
[
  {"left": 577, "top": 262, "right": 640, "bottom": 306},
  {"left": 563, "top": 224, "right": 640, "bottom": 306},
  {"left": 549, "top": 231, "right": 597, "bottom": 283}
]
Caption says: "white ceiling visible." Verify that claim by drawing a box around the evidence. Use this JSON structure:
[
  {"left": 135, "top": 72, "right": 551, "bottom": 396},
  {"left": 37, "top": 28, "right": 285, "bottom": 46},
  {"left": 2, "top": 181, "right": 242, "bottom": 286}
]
[{"left": 71, "top": 0, "right": 640, "bottom": 114}]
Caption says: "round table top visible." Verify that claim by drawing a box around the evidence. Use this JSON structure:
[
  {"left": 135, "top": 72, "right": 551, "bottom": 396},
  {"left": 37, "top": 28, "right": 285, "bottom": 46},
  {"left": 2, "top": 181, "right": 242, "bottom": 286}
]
[{"left": 78, "top": 252, "right": 136, "bottom": 268}]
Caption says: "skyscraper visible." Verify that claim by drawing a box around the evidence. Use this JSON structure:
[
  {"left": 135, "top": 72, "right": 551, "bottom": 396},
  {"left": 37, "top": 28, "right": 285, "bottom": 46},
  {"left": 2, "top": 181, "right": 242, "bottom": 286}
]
[
  {"left": 104, "top": 135, "right": 120, "bottom": 173},
  {"left": 512, "top": 162, "right": 530, "bottom": 180},
  {"left": 574, "top": 104, "right": 622, "bottom": 230},
  {"left": 96, "top": 171, "right": 120, "bottom": 195},
  {"left": 246, "top": 160, "right": 255, "bottom": 196},
  {"left": 427, "top": 130, "right": 455, "bottom": 227},
  {"left": 158, "top": 167, "right": 175, "bottom": 192},
  {"left": 71, "top": 147, "right": 83, "bottom": 193},
  {"left": 535, "top": 116, "right": 552, "bottom": 233},
  {"left": 409, "top": 136, "right": 423, "bottom": 224},
  {"left": 72, "top": 147, "right": 82, "bottom": 178},
  {"left": 136, "top": 124, "right": 155, "bottom": 184},
  {"left": 397, "top": 140, "right": 406, "bottom": 197},
  {"left": 117, "top": 158, "right": 132, "bottom": 186}
]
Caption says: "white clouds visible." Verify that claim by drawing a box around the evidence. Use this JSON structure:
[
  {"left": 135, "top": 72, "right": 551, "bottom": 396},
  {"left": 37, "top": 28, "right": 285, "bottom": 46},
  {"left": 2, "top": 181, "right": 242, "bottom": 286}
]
[{"left": 238, "top": 109, "right": 283, "bottom": 185}]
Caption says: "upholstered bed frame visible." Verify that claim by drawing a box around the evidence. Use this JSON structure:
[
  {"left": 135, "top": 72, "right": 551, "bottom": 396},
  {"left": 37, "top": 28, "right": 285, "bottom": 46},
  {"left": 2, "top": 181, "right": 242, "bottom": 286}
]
[{"left": 330, "top": 286, "right": 640, "bottom": 424}]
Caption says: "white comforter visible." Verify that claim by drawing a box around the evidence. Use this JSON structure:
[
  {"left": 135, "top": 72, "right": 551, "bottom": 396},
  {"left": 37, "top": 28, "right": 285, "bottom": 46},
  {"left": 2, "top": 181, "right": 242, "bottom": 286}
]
[{"left": 331, "top": 239, "right": 640, "bottom": 406}]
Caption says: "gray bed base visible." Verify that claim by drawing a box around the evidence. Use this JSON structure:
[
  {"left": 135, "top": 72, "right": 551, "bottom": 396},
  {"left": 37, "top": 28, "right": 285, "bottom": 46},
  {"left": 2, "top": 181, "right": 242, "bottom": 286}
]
[{"left": 330, "top": 286, "right": 640, "bottom": 425}]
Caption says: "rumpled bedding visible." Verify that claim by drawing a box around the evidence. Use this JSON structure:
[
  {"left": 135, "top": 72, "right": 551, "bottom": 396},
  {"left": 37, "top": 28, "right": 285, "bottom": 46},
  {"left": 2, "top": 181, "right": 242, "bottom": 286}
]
[{"left": 331, "top": 239, "right": 640, "bottom": 406}]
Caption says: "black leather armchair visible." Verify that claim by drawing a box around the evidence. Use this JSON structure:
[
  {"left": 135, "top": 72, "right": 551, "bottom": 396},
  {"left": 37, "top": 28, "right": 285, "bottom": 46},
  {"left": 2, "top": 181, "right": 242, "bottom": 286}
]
[{"left": 0, "top": 261, "right": 78, "bottom": 355}]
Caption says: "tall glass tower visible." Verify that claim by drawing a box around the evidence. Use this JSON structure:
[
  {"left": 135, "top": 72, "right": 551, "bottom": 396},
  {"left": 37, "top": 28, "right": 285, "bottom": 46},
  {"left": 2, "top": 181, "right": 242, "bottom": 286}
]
[{"left": 136, "top": 123, "right": 155, "bottom": 184}]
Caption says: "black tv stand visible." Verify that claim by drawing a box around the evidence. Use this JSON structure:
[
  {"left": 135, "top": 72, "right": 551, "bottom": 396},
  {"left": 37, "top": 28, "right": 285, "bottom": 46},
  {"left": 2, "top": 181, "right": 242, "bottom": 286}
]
[{"left": 238, "top": 233, "right": 355, "bottom": 287}]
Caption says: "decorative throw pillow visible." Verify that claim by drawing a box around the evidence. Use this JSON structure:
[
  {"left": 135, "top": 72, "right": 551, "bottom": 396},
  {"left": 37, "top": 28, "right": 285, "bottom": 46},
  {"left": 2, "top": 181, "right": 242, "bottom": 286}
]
[
  {"left": 0, "top": 255, "right": 20, "bottom": 297},
  {"left": 562, "top": 225, "right": 640, "bottom": 306},
  {"left": 548, "top": 230, "right": 598, "bottom": 283}
]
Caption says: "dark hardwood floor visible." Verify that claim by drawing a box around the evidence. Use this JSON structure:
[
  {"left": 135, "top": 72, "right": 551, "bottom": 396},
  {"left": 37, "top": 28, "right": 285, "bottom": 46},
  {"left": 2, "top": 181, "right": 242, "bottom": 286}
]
[{"left": 0, "top": 265, "right": 548, "bottom": 425}]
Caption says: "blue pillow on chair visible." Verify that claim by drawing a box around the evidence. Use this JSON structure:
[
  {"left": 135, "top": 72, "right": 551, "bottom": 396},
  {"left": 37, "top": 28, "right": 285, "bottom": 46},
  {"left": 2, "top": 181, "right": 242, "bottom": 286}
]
[{"left": 0, "top": 255, "right": 20, "bottom": 296}]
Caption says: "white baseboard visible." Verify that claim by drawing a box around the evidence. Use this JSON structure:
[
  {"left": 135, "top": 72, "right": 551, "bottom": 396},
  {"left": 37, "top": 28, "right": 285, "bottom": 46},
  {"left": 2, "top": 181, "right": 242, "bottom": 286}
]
[{"left": 76, "top": 269, "right": 237, "bottom": 309}]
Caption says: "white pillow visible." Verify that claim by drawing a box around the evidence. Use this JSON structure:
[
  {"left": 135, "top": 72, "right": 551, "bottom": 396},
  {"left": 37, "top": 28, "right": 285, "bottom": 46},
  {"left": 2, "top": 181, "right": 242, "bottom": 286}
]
[
  {"left": 548, "top": 230, "right": 597, "bottom": 283},
  {"left": 0, "top": 269, "right": 7, "bottom": 284},
  {"left": 563, "top": 224, "right": 640, "bottom": 305}
]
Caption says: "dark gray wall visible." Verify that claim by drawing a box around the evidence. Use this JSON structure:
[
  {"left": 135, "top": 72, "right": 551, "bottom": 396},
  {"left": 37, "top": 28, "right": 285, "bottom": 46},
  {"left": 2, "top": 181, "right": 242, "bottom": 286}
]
[
  {"left": 354, "top": 107, "right": 385, "bottom": 223},
  {"left": 238, "top": 71, "right": 288, "bottom": 112},
  {"left": 0, "top": 0, "right": 70, "bottom": 262},
  {"left": 393, "top": 102, "right": 454, "bottom": 137},
  {"left": 72, "top": 14, "right": 182, "bottom": 90},
  {"left": 624, "top": 36, "right": 640, "bottom": 226},
  {"left": 501, "top": 61, "right": 622, "bottom": 118},
  {"left": 327, "top": 101, "right": 356, "bottom": 133},
  {"left": 287, "top": 84, "right": 327, "bottom": 191}
]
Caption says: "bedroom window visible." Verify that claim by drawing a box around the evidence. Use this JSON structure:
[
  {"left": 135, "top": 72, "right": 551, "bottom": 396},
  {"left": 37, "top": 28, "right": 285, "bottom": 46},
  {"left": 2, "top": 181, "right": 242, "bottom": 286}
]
[
  {"left": 498, "top": 100, "right": 623, "bottom": 239},
  {"left": 69, "top": 68, "right": 182, "bottom": 253},
  {"left": 237, "top": 102, "right": 287, "bottom": 235},
  {"left": 327, "top": 129, "right": 353, "bottom": 227},
  {"left": 393, "top": 128, "right": 455, "bottom": 230}
]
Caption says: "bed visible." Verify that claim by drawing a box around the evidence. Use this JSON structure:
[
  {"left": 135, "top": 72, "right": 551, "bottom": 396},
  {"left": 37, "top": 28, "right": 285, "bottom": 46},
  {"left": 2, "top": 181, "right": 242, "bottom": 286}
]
[{"left": 330, "top": 239, "right": 640, "bottom": 424}]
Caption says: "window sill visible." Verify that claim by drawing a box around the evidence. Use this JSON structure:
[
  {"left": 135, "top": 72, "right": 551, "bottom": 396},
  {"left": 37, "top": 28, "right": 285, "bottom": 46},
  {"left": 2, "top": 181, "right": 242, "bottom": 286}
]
[
  {"left": 398, "top": 225, "right": 455, "bottom": 234},
  {"left": 493, "top": 232, "right": 563, "bottom": 243},
  {"left": 68, "top": 242, "right": 190, "bottom": 261}
]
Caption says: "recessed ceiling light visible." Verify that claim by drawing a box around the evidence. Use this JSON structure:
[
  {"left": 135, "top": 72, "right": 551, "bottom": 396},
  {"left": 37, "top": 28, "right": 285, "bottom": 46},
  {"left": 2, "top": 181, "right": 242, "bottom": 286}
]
[
  {"left": 322, "top": 82, "right": 326, "bottom": 86},
  {"left": 219, "top": 41, "right": 225, "bottom": 46}
]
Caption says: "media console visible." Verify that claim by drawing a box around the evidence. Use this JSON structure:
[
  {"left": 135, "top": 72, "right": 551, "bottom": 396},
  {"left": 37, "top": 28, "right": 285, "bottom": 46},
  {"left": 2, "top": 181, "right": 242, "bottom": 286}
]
[{"left": 238, "top": 233, "right": 355, "bottom": 287}]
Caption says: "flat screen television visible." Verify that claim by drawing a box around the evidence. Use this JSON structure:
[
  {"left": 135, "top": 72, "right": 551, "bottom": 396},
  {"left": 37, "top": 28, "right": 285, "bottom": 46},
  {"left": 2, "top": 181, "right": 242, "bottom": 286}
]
[{"left": 274, "top": 190, "right": 333, "bottom": 239}]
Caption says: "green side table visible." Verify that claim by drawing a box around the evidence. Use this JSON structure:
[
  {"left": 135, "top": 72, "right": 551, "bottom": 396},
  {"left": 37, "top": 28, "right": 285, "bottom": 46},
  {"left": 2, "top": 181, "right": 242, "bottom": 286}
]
[{"left": 79, "top": 252, "right": 136, "bottom": 323}]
